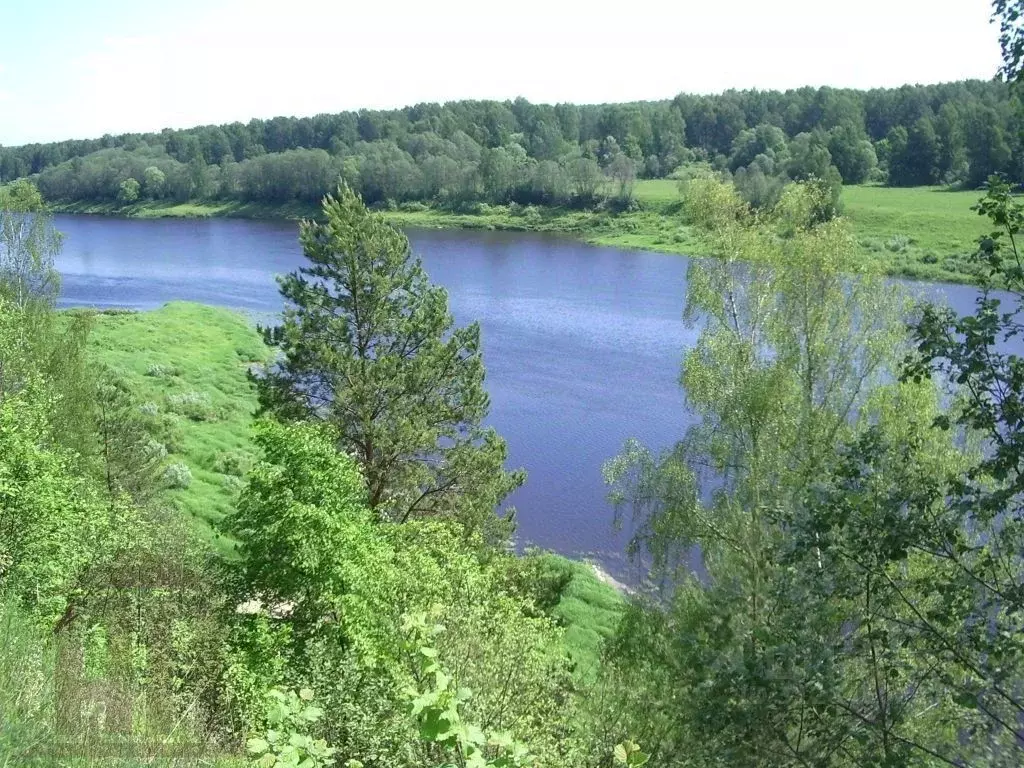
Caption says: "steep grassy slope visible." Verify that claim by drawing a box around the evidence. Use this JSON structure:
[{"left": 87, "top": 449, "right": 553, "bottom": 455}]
[{"left": 87, "top": 302, "right": 271, "bottom": 554}]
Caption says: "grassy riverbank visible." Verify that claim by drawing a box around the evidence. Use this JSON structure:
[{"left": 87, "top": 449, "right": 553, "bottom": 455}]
[
  {"left": 87, "top": 302, "right": 272, "bottom": 554},
  {"left": 84, "top": 301, "right": 626, "bottom": 669},
  {"left": 53, "top": 198, "right": 321, "bottom": 220},
  {"left": 51, "top": 181, "right": 991, "bottom": 284}
]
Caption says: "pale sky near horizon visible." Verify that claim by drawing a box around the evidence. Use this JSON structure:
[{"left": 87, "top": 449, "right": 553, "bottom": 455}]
[{"left": 0, "top": 0, "right": 1005, "bottom": 146}]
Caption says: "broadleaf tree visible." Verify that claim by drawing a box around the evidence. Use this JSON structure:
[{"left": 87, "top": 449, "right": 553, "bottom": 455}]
[{"left": 597, "top": 178, "right": 957, "bottom": 766}]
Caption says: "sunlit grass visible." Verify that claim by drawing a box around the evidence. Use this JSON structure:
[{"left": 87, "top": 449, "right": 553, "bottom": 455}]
[
  {"left": 530, "top": 553, "right": 627, "bottom": 680},
  {"left": 841, "top": 184, "right": 990, "bottom": 282},
  {"left": 87, "top": 302, "right": 271, "bottom": 555}
]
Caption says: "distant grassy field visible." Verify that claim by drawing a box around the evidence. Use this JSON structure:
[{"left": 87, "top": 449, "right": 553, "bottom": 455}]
[
  {"left": 632, "top": 178, "right": 686, "bottom": 207},
  {"left": 635, "top": 180, "right": 992, "bottom": 282},
  {"left": 841, "top": 185, "right": 990, "bottom": 281},
  {"left": 87, "top": 302, "right": 271, "bottom": 555}
]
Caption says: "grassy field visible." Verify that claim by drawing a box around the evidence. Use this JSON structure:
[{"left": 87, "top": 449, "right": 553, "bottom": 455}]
[
  {"left": 53, "top": 180, "right": 993, "bottom": 284},
  {"left": 632, "top": 178, "right": 687, "bottom": 207},
  {"left": 87, "top": 302, "right": 271, "bottom": 555},
  {"left": 841, "top": 185, "right": 990, "bottom": 281}
]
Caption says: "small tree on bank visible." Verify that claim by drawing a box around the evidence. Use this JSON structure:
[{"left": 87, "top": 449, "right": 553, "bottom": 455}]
[{"left": 256, "top": 184, "right": 524, "bottom": 539}]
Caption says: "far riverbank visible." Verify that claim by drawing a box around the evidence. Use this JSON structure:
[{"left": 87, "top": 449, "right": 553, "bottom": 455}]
[{"left": 49, "top": 181, "right": 992, "bottom": 286}]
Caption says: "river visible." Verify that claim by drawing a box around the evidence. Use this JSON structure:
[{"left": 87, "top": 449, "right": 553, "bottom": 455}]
[{"left": 52, "top": 214, "right": 997, "bottom": 583}]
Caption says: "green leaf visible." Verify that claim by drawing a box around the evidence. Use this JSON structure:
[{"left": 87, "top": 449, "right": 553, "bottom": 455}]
[
  {"left": 246, "top": 737, "right": 270, "bottom": 754},
  {"left": 462, "top": 723, "right": 486, "bottom": 746},
  {"left": 488, "top": 731, "right": 514, "bottom": 748},
  {"left": 614, "top": 744, "right": 629, "bottom": 764}
]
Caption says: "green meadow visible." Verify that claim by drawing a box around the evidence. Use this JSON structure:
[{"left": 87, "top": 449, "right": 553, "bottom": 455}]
[
  {"left": 86, "top": 302, "right": 271, "bottom": 554},
  {"left": 841, "top": 184, "right": 991, "bottom": 281},
  {"left": 625, "top": 181, "right": 993, "bottom": 282}
]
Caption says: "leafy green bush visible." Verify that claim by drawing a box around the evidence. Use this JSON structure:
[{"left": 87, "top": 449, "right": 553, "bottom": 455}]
[
  {"left": 166, "top": 390, "right": 217, "bottom": 421},
  {"left": 222, "top": 421, "right": 580, "bottom": 768},
  {"left": 246, "top": 687, "right": 336, "bottom": 768},
  {"left": 163, "top": 462, "right": 193, "bottom": 489},
  {"left": 0, "top": 390, "right": 130, "bottom": 623},
  {"left": 212, "top": 450, "right": 249, "bottom": 476},
  {"left": 398, "top": 201, "right": 429, "bottom": 213},
  {"left": 885, "top": 233, "right": 912, "bottom": 252},
  {"left": 145, "top": 363, "right": 179, "bottom": 378},
  {"left": 401, "top": 612, "right": 535, "bottom": 768}
]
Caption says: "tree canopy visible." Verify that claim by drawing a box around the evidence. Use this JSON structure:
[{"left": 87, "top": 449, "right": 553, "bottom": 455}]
[{"left": 256, "top": 184, "right": 524, "bottom": 539}]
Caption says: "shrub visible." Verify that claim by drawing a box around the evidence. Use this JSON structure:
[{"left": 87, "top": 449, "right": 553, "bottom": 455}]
[
  {"left": 245, "top": 688, "right": 336, "bottom": 768},
  {"left": 144, "top": 438, "right": 168, "bottom": 462},
  {"left": 398, "top": 201, "right": 429, "bottom": 213},
  {"left": 166, "top": 391, "right": 216, "bottom": 421},
  {"left": 521, "top": 205, "right": 542, "bottom": 225},
  {"left": 163, "top": 462, "right": 192, "bottom": 489},
  {"left": 138, "top": 401, "right": 159, "bottom": 417},
  {"left": 885, "top": 234, "right": 912, "bottom": 253},
  {"left": 145, "top": 364, "right": 179, "bottom": 378},
  {"left": 212, "top": 451, "right": 249, "bottom": 476},
  {"left": 222, "top": 421, "right": 579, "bottom": 768},
  {"left": 221, "top": 474, "right": 244, "bottom": 492}
]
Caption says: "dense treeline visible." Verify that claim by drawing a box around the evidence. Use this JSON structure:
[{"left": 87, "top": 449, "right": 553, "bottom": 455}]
[{"left": 2, "top": 80, "right": 1022, "bottom": 213}]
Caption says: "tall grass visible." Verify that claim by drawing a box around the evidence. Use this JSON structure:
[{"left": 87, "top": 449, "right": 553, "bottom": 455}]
[
  {"left": 528, "top": 554, "right": 627, "bottom": 681},
  {"left": 0, "top": 597, "right": 53, "bottom": 763},
  {"left": 87, "top": 302, "right": 272, "bottom": 555},
  {"left": 0, "top": 596, "right": 237, "bottom": 766}
]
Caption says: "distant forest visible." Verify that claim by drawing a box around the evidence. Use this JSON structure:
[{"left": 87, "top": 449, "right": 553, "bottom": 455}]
[{"left": 1, "top": 80, "right": 1019, "bottom": 209}]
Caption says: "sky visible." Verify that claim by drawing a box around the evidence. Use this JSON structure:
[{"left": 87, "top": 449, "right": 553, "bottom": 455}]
[{"left": 0, "top": 0, "right": 1005, "bottom": 146}]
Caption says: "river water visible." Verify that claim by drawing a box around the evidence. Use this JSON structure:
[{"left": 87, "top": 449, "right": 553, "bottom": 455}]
[{"left": 52, "top": 214, "right": 995, "bottom": 582}]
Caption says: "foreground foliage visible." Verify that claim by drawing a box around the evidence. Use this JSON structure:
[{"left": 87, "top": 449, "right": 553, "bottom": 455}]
[
  {"left": 222, "top": 420, "right": 580, "bottom": 767},
  {"left": 600, "top": 177, "right": 980, "bottom": 765}
]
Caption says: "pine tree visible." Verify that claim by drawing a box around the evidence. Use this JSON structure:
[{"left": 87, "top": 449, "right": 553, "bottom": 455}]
[{"left": 257, "top": 184, "right": 524, "bottom": 541}]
